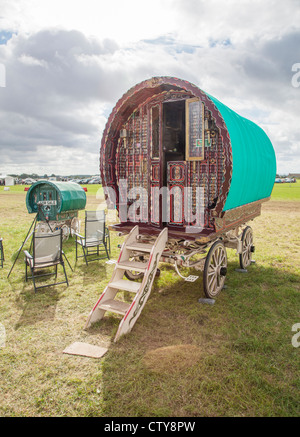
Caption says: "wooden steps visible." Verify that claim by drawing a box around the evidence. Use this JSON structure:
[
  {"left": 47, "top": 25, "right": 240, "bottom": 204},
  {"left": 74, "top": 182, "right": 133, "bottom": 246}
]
[
  {"left": 125, "top": 242, "right": 153, "bottom": 252},
  {"left": 109, "top": 279, "right": 141, "bottom": 293},
  {"left": 117, "top": 260, "right": 148, "bottom": 273},
  {"left": 85, "top": 225, "right": 168, "bottom": 342},
  {"left": 98, "top": 299, "right": 130, "bottom": 315}
]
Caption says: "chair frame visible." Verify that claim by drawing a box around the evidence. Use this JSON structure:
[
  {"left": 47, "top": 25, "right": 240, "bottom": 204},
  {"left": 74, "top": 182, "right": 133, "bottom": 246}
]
[
  {"left": 24, "top": 229, "right": 69, "bottom": 293},
  {"left": 75, "top": 211, "right": 110, "bottom": 265},
  {"left": 0, "top": 238, "right": 4, "bottom": 268}
]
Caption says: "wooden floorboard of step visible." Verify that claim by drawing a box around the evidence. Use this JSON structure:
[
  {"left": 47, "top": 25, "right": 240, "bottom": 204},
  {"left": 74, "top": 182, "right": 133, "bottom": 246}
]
[
  {"left": 109, "top": 279, "right": 141, "bottom": 293},
  {"left": 117, "top": 260, "right": 148, "bottom": 272},
  {"left": 99, "top": 299, "right": 131, "bottom": 315},
  {"left": 126, "top": 242, "right": 153, "bottom": 252}
]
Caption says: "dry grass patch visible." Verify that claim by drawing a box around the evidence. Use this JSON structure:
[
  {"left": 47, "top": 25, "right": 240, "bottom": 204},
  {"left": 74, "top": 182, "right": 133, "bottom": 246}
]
[
  {"left": 143, "top": 344, "right": 202, "bottom": 374},
  {"left": 0, "top": 185, "right": 299, "bottom": 416}
]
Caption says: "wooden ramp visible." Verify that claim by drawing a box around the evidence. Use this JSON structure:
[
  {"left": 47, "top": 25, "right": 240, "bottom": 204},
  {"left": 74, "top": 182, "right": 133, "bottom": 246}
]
[{"left": 85, "top": 225, "right": 168, "bottom": 342}]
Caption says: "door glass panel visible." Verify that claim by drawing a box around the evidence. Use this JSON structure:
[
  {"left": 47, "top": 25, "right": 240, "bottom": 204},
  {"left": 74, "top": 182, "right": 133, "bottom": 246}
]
[
  {"left": 186, "top": 98, "right": 204, "bottom": 160},
  {"left": 151, "top": 105, "right": 160, "bottom": 159}
]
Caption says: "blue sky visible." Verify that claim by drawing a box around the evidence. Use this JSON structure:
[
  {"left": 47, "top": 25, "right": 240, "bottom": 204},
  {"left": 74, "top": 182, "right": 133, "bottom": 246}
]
[
  {"left": 0, "top": 0, "right": 299, "bottom": 175},
  {"left": 0, "top": 31, "right": 14, "bottom": 45}
]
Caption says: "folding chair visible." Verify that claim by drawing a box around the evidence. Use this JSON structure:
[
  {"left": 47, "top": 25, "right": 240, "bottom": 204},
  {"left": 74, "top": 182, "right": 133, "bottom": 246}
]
[
  {"left": 96, "top": 209, "right": 111, "bottom": 254},
  {"left": 24, "top": 229, "right": 69, "bottom": 292},
  {"left": 0, "top": 237, "right": 4, "bottom": 268},
  {"left": 75, "top": 210, "right": 110, "bottom": 265}
]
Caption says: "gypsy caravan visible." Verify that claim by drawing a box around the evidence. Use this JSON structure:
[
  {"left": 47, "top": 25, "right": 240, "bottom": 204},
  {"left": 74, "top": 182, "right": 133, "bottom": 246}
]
[
  {"left": 86, "top": 76, "right": 276, "bottom": 342},
  {"left": 26, "top": 180, "right": 86, "bottom": 240}
]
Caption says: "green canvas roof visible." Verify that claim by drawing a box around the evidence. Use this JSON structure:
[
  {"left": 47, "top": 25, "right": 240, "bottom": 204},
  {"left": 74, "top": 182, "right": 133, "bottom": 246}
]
[
  {"left": 52, "top": 181, "right": 86, "bottom": 212},
  {"left": 26, "top": 181, "right": 86, "bottom": 214},
  {"left": 208, "top": 94, "right": 277, "bottom": 211}
]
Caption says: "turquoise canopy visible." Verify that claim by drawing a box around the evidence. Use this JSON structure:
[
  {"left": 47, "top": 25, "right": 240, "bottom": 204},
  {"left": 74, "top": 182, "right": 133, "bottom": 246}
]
[
  {"left": 52, "top": 181, "right": 87, "bottom": 212},
  {"left": 208, "top": 94, "right": 276, "bottom": 211},
  {"left": 26, "top": 181, "right": 86, "bottom": 218}
]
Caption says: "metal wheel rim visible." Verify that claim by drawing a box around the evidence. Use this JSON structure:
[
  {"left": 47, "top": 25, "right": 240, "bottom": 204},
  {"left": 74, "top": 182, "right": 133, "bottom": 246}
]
[
  {"left": 71, "top": 217, "right": 80, "bottom": 235},
  {"left": 61, "top": 225, "right": 70, "bottom": 241},
  {"left": 204, "top": 242, "right": 227, "bottom": 298},
  {"left": 124, "top": 256, "right": 145, "bottom": 280},
  {"left": 125, "top": 270, "right": 143, "bottom": 280},
  {"left": 240, "top": 227, "right": 253, "bottom": 269}
]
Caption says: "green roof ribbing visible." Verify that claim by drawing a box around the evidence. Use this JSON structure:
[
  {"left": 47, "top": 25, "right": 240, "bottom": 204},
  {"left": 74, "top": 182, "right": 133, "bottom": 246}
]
[
  {"left": 26, "top": 181, "right": 86, "bottom": 213},
  {"left": 208, "top": 94, "right": 276, "bottom": 211}
]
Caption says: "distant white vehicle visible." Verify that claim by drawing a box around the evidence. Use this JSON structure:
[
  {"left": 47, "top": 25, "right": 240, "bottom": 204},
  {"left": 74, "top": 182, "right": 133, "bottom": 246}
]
[
  {"left": 88, "top": 178, "right": 101, "bottom": 184},
  {"left": 284, "top": 178, "right": 292, "bottom": 183},
  {"left": 23, "top": 178, "right": 36, "bottom": 185}
]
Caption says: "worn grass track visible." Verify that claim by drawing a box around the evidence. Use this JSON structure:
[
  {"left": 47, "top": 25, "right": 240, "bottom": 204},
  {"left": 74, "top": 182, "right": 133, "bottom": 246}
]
[{"left": 0, "top": 183, "right": 299, "bottom": 417}]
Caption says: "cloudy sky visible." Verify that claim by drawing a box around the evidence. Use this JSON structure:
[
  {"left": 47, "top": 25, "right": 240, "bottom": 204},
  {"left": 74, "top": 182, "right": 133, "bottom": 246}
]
[{"left": 0, "top": 0, "right": 299, "bottom": 176}]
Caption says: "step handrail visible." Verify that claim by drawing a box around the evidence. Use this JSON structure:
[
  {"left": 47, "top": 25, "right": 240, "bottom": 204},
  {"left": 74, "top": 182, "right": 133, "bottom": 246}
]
[{"left": 114, "top": 227, "right": 168, "bottom": 342}]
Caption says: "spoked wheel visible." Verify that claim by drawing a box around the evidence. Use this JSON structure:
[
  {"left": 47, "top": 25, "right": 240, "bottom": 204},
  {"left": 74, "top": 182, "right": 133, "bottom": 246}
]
[
  {"left": 61, "top": 224, "right": 70, "bottom": 241},
  {"left": 124, "top": 257, "right": 161, "bottom": 280},
  {"left": 239, "top": 226, "right": 254, "bottom": 270},
  {"left": 124, "top": 269, "right": 144, "bottom": 280},
  {"left": 124, "top": 256, "right": 146, "bottom": 281},
  {"left": 203, "top": 240, "right": 227, "bottom": 299},
  {"left": 71, "top": 217, "right": 80, "bottom": 236}
]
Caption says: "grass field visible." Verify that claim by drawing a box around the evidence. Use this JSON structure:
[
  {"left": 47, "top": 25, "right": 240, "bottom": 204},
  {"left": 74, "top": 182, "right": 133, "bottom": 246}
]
[
  {"left": 0, "top": 182, "right": 299, "bottom": 417},
  {"left": 271, "top": 181, "right": 300, "bottom": 201}
]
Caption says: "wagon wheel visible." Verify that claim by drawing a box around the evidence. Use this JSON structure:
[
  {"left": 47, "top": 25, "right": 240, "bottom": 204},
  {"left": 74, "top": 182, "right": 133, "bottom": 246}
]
[
  {"left": 70, "top": 217, "right": 80, "bottom": 236},
  {"left": 124, "top": 255, "right": 145, "bottom": 280},
  {"left": 61, "top": 224, "right": 70, "bottom": 241},
  {"left": 239, "top": 226, "right": 254, "bottom": 270},
  {"left": 203, "top": 240, "right": 227, "bottom": 299},
  {"left": 124, "top": 255, "right": 160, "bottom": 280},
  {"left": 125, "top": 267, "right": 161, "bottom": 280},
  {"left": 124, "top": 269, "right": 144, "bottom": 280}
]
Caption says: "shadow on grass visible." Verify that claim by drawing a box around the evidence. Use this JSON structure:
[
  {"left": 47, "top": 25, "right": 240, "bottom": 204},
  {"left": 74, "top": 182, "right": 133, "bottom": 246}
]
[
  {"left": 96, "top": 260, "right": 300, "bottom": 417},
  {"left": 14, "top": 287, "right": 61, "bottom": 329},
  {"left": 85, "top": 316, "right": 121, "bottom": 339},
  {"left": 10, "top": 266, "right": 67, "bottom": 329},
  {"left": 81, "top": 261, "right": 111, "bottom": 287}
]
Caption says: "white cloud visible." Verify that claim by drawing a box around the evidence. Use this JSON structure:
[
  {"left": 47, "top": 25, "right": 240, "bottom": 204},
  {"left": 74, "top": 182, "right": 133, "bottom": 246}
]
[
  {"left": 0, "top": 0, "right": 299, "bottom": 175},
  {"left": 0, "top": 0, "right": 177, "bottom": 46}
]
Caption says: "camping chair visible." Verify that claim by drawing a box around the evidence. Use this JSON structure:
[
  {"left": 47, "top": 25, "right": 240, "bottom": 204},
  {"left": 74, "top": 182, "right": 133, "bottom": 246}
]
[
  {"left": 24, "top": 229, "right": 69, "bottom": 293},
  {"left": 75, "top": 210, "right": 110, "bottom": 265},
  {"left": 0, "top": 237, "right": 4, "bottom": 268}
]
